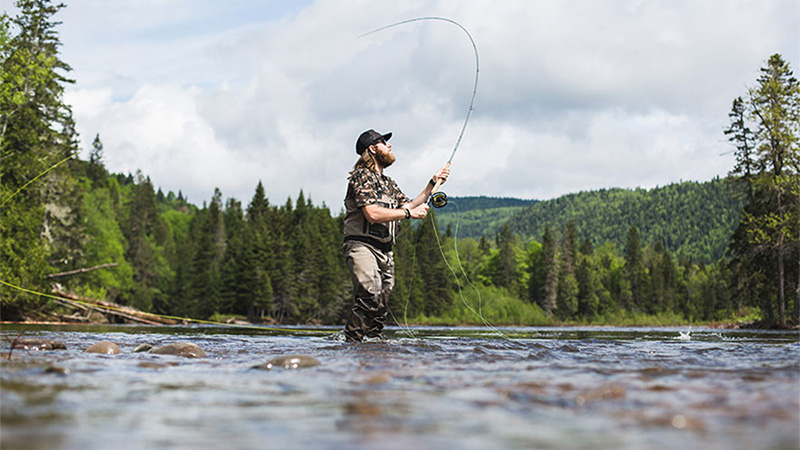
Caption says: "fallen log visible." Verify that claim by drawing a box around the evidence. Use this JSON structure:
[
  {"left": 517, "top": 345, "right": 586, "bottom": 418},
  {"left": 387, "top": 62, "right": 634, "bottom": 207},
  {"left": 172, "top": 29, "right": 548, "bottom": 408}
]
[
  {"left": 46, "top": 263, "right": 120, "bottom": 279},
  {"left": 51, "top": 290, "right": 179, "bottom": 325}
]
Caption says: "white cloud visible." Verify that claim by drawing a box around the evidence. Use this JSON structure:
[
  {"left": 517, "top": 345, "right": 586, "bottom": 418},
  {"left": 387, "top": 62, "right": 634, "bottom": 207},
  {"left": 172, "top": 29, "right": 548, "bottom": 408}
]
[{"left": 56, "top": 0, "right": 799, "bottom": 209}]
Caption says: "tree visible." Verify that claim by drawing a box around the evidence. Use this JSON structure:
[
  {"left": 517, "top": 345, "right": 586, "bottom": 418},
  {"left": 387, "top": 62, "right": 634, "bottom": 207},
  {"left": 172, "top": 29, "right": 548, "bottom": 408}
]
[
  {"left": 185, "top": 189, "right": 225, "bottom": 318},
  {"left": 1, "top": 1, "right": 76, "bottom": 317},
  {"left": 729, "top": 54, "right": 800, "bottom": 325},
  {"left": 242, "top": 182, "right": 274, "bottom": 319},
  {"left": 576, "top": 239, "right": 600, "bottom": 318},
  {"left": 414, "top": 211, "right": 453, "bottom": 316},
  {"left": 556, "top": 222, "right": 578, "bottom": 319},
  {"left": 624, "top": 225, "right": 647, "bottom": 311},
  {"left": 539, "top": 224, "right": 558, "bottom": 314},
  {"left": 725, "top": 97, "right": 757, "bottom": 202},
  {"left": 491, "top": 224, "right": 520, "bottom": 294},
  {"left": 87, "top": 133, "right": 107, "bottom": 184},
  {"left": 123, "top": 173, "right": 172, "bottom": 312}
]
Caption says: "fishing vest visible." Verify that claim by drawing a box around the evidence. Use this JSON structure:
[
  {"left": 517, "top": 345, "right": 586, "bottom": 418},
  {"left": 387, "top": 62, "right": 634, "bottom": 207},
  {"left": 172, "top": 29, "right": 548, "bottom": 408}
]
[{"left": 343, "top": 168, "right": 410, "bottom": 250}]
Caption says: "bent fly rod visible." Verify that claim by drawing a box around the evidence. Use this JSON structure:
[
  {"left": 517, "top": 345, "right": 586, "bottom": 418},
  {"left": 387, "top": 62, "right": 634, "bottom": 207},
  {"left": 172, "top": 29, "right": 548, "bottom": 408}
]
[{"left": 360, "top": 17, "right": 479, "bottom": 208}]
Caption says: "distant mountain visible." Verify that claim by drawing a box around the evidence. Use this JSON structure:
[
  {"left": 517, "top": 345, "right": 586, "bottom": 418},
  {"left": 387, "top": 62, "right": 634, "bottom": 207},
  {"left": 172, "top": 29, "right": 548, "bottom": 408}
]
[{"left": 434, "top": 178, "right": 744, "bottom": 263}]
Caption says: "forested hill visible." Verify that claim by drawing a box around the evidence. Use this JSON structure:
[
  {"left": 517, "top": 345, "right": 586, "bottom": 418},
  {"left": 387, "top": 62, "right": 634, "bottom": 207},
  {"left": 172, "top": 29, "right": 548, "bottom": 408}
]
[
  {"left": 437, "top": 178, "right": 744, "bottom": 263},
  {"left": 445, "top": 196, "right": 537, "bottom": 212}
]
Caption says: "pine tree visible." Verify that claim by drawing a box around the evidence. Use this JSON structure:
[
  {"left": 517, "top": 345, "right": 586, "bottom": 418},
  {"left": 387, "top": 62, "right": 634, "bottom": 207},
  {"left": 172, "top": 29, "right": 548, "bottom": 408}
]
[
  {"left": 414, "top": 211, "right": 453, "bottom": 316},
  {"left": 219, "top": 198, "right": 247, "bottom": 315},
  {"left": 393, "top": 219, "right": 426, "bottom": 321},
  {"left": 725, "top": 97, "right": 756, "bottom": 202},
  {"left": 1, "top": 1, "right": 76, "bottom": 317},
  {"left": 539, "top": 224, "right": 558, "bottom": 314},
  {"left": 729, "top": 54, "right": 800, "bottom": 325},
  {"left": 491, "top": 224, "right": 520, "bottom": 294},
  {"left": 123, "top": 172, "right": 172, "bottom": 312},
  {"left": 624, "top": 225, "right": 647, "bottom": 311},
  {"left": 244, "top": 182, "right": 274, "bottom": 319},
  {"left": 527, "top": 240, "right": 544, "bottom": 306},
  {"left": 185, "top": 189, "right": 225, "bottom": 319},
  {"left": 556, "top": 221, "right": 578, "bottom": 319},
  {"left": 575, "top": 240, "right": 599, "bottom": 318}
]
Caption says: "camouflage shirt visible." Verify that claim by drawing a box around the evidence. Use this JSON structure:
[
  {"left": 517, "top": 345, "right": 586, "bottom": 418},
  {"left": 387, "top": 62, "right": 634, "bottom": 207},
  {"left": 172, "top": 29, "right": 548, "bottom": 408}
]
[{"left": 343, "top": 168, "right": 411, "bottom": 245}]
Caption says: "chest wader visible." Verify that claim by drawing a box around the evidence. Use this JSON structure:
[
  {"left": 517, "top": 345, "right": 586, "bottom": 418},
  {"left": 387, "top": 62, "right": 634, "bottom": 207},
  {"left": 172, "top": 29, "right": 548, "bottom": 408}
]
[
  {"left": 342, "top": 240, "right": 394, "bottom": 342},
  {"left": 342, "top": 169, "right": 406, "bottom": 342}
]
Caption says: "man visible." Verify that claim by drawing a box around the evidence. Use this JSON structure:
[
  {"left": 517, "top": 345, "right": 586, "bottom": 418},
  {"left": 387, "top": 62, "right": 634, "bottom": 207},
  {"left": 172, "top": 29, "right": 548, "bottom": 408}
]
[{"left": 342, "top": 129, "right": 449, "bottom": 342}]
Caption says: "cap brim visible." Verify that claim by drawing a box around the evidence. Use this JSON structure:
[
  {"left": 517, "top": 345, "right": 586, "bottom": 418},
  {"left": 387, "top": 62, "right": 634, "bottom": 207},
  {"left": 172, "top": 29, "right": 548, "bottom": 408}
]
[{"left": 382, "top": 132, "right": 392, "bottom": 142}]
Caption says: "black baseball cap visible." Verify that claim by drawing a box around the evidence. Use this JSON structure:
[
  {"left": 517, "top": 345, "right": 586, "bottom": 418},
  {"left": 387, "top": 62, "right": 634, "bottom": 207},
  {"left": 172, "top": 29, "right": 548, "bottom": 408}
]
[{"left": 356, "top": 129, "right": 392, "bottom": 155}]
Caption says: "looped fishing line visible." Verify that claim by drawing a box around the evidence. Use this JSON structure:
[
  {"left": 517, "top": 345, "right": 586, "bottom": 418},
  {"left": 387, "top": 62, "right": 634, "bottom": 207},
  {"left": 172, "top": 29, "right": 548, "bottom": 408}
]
[{"left": 429, "top": 201, "right": 511, "bottom": 340}]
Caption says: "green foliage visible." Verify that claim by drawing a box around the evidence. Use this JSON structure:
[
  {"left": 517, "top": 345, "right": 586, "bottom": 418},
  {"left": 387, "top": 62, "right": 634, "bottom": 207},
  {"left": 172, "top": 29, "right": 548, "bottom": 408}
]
[
  {"left": 508, "top": 180, "right": 743, "bottom": 264},
  {"left": 1, "top": 1, "right": 77, "bottom": 318},
  {"left": 434, "top": 196, "right": 531, "bottom": 240},
  {"left": 727, "top": 54, "right": 800, "bottom": 325}
]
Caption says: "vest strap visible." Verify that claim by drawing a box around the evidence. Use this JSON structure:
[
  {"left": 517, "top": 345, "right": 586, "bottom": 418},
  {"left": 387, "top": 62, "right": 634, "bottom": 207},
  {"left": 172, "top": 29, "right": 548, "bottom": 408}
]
[{"left": 344, "top": 235, "right": 392, "bottom": 253}]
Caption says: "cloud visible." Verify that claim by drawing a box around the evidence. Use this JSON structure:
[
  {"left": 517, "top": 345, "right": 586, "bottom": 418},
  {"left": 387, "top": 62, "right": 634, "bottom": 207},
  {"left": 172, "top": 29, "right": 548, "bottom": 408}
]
[{"left": 58, "top": 0, "right": 799, "bottom": 209}]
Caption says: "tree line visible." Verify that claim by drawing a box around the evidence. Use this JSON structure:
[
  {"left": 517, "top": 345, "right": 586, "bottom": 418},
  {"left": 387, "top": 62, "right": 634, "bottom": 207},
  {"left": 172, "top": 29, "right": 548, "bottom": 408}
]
[
  {"left": 1, "top": 1, "right": 797, "bottom": 326},
  {"left": 437, "top": 180, "right": 744, "bottom": 264}
]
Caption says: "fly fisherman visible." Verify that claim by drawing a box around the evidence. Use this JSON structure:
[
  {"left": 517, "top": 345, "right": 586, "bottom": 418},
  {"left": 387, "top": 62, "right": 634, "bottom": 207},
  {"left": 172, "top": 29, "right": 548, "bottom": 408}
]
[{"left": 342, "top": 129, "right": 449, "bottom": 342}]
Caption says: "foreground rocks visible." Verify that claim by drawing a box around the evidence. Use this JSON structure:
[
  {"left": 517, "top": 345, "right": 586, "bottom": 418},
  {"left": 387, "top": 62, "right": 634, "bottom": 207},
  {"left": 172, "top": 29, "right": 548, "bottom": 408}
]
[
  {"left": 11, "top": 338, "right": 67, "bottom": 350},
  {"left": 149, "top": 342, "right": 208, "bottom": 358},
  {"left": 252, "top": 355, "right": 320, "bottom": 370},
  {"left": 84, "top": 341, "right": 121, "bottom": 354}
]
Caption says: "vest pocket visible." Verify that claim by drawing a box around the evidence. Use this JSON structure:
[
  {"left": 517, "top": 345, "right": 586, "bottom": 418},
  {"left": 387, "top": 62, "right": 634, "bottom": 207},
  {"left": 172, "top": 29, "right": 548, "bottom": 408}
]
[{"left": 368, "top": 223, "right": 390, "bottom": 239}]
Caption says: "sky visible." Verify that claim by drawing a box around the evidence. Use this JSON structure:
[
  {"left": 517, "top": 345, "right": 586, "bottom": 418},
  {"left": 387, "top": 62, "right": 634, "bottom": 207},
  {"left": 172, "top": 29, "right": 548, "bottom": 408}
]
[{"left": 16, "top": 0, "right": 800, "bottom": 209}]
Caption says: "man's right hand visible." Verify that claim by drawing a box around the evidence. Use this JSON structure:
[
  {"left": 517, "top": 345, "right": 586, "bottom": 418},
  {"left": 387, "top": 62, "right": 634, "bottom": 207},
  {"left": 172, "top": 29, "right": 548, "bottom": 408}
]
[{"left": 409, "top": 203, "right": 429, "bottom": 219}]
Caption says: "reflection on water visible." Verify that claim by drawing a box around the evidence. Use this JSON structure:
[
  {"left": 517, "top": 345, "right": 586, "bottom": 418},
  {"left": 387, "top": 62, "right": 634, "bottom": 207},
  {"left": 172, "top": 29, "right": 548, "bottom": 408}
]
[{"left": 1, "top": 325, "right": 798, "bottom": 450}]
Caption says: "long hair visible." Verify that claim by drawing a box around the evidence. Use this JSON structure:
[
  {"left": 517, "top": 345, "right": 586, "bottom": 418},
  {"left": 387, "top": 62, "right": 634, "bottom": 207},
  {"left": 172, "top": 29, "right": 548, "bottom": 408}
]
[{"left": 350, "top": 148, "right": 377, "bottom": 175}]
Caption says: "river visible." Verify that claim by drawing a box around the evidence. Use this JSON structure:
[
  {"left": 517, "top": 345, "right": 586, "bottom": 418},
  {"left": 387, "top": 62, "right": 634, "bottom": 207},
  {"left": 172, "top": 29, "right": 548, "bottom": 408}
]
[{"left": 1, "top": 324, "right": 798, "bottom": 450}]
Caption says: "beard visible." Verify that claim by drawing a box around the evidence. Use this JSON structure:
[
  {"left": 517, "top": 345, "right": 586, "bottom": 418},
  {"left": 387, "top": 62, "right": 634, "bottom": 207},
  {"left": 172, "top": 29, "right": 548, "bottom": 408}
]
[{"left": 375, "top": 148, "right": 396, "bottom": 168}]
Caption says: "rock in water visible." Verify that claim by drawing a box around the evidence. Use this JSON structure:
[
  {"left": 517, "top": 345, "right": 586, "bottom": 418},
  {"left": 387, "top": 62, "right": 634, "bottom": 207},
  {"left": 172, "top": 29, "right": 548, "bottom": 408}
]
[
  {"left": 253, "top": 355, "right": 320, "bottom": 370},
  {"left": 12, "top": 338, "right": 67, "bottom": 350},
  {"left": 149, "top": 342, "right": 208, "bottom": 358},
  {"left": 85, "top": 341, "right": 121, "bottom": 354},
  {"left": 132, "top": 344, "right": 153, "bottom": 353}
]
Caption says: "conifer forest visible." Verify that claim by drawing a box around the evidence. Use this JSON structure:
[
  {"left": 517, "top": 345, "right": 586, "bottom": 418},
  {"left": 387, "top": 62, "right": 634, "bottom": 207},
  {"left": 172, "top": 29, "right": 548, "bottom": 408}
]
[{"left": 2, "top": 1, "right": 798, "bottom": 327}]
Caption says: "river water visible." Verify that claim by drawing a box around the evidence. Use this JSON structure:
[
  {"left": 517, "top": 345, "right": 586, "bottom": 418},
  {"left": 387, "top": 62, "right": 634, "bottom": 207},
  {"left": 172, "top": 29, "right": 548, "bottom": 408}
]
[{"left": 1, "top": 324, "right": 798, "bottom": 450}]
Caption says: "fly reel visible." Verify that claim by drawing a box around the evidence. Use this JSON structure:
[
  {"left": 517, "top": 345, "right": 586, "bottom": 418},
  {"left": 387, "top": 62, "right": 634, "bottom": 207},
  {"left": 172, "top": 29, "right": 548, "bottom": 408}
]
[{"left": 429, "top": 191, "right": 448, "bottom": 208}]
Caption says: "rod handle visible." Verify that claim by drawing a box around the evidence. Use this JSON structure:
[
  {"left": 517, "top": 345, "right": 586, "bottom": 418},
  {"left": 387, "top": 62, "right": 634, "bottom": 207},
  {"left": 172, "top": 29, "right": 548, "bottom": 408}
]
[{"left": 431, "top": 162, "right": 451, "bottom": 194}]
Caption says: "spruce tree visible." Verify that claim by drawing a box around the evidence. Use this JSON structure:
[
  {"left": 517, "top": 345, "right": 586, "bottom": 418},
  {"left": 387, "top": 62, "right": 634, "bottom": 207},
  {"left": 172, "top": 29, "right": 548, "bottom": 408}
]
[
  {"left": 1, "top": 1, "right": 76, "bottom": 317},
  {"left": 540, "top": 224, "right": 558, "bottom": 314},
  {"left": 624, "top": 225, "right": 647, "bottom": 311},
  {"left": 414, "top": 211, "right": 453, "bottom": 317},
  {"left": 244, "top": 182, "right": 274, "bottom": 319},
  {"left": 556, "top": 222, "right": 578, "bottom": 319},
  {"left": 491, "top": 224, "right": 520, "bottom": 294},
  {"left": 728, "top": 54, "right": 800, "bottom": 325}
]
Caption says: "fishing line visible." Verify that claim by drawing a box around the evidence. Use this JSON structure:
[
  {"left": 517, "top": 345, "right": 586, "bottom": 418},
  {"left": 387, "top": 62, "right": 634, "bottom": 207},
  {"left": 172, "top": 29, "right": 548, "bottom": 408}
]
[
  {"left": 429, "top": 202, "right": 511, "bottom": 340},
  {"left": 1, "top": 155, "right": 72, "bottom": 207},
  {"left": 386, "top": 220, "right": 423, "bottom": 339},
  {"left": 360, "top": 16, "right": 479, "bottom": 202}
]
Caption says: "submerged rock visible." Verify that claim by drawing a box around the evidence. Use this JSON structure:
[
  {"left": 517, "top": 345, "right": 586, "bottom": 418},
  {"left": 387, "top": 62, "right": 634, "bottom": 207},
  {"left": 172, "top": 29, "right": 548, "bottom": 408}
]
[
  {"left": 12, "top": 338, "right": 67, "bottom": 351},
  {"left": 43, "top": 365, "right": 70, "bottom": 375},
  {"left": 132, "top": 344, "right": 153, "bottom": 353},
  {"left": 253, "top": 354, "right": 320, "bottom": 370},
  {"left": 84, "top": 341, "right": 120, "bottom": 355},
  {"left": 149, "top": 342, "right": 207, "bottom": 358}
]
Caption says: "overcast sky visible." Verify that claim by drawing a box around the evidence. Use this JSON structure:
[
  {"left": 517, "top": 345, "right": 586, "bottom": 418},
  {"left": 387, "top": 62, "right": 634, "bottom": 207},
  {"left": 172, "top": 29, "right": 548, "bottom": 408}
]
[{"left": 35, "top": 0, "right": 800, "bottom": 209}]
